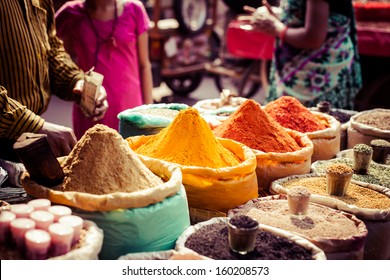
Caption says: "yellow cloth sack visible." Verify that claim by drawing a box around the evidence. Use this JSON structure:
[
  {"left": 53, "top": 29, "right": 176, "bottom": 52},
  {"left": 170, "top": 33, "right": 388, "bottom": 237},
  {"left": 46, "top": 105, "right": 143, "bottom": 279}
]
[
  {"left": 127, "top": 136, "right": 258, "bottom": 216},
  {"left": 306, "top": 112, "right": 341, "bottom": 162},
  {"left": 254, "top": 129, "right": 313, "bottom": 192},
  {"left": 22, "top": 157, "right": 183, "bottom": 212}
]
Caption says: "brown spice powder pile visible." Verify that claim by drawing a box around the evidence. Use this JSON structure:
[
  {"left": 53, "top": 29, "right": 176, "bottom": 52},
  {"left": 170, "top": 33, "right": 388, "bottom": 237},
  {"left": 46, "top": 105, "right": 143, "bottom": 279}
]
[
  {"left": 244, "top": 200, "right": 359, "bottom": 239},
  {"left": 60, "top": 124, "right": 163, "bottom": 195},
  {"left": 283, "top": 177, "right": 390, "bottom": 209}
]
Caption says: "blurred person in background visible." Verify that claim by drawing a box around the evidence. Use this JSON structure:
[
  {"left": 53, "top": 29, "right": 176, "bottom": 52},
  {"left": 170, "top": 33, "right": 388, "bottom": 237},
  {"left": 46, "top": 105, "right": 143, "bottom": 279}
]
[
  {"left": 0, "top": 0, "right": 108, "bottom": 162},
  {"left": 242, "top": 0, "right": 362, "bottom": 109},
  {"left": 56, "top": 0, "right": 153, "bottom": 139}
]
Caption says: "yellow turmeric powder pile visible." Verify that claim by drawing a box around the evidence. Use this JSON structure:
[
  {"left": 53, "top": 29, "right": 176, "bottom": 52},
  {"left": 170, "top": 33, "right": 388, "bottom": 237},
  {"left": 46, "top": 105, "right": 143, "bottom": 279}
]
[{"left": 135, "top": 108, "right": 240, "bottom": 168}]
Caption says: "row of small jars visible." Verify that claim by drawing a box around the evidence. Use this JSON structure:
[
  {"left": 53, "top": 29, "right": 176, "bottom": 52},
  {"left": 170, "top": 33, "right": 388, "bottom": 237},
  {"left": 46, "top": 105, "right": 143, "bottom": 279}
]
[{"left": 0, "top": 199, "right": 83, "bottom": 260}]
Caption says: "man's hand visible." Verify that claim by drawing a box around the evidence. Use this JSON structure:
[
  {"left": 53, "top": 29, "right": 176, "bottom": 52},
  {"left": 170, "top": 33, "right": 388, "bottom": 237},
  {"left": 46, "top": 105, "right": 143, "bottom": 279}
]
[
  {"left": 38, "top": 122, "right": 77, "bottom": 157},
  {"left": 73, "top": 79, "right": 109, "bottom": 122}
]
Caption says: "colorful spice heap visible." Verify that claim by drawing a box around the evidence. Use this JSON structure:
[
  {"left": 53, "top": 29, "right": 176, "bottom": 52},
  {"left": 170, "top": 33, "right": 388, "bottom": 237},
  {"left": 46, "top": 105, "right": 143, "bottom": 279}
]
[
  {"left": 264, "top": 96, "right": 329, "bottom": 133},
  {"left": 60, "top": 124, "right": 163, "bottom": 195},
  {"left": 213, "top": 99, "right": 301, "bottom": 153},
  {"left": 135, "top": 108, "right": 240, "bottom": 168},
  {"left": 282, "top": 176, "right": 390, "bottom": 209}
]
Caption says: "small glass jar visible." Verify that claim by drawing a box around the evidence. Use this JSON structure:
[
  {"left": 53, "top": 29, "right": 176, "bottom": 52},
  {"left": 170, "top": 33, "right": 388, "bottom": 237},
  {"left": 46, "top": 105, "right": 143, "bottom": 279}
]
[
  {"left": 326, "top": 164, "right": 353, "bottom": 197},
  {"left": 228, "top": 215, "right": 258, "bottom": 255},
  {"left": 353, "top": 144, "right": 373, "bottom": 174},
  {"left": 287, "top": 186, "right": 311, "bottom": 216},
  {"left": 370, "top": 139, "right": 390, "bottom": 164}
]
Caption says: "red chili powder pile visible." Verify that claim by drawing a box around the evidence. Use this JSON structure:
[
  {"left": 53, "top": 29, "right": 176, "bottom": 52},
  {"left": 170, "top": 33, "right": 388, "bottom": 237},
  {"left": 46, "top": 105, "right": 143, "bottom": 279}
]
[
  {"left": 213, "top": 99, "right": 301, "bottom": 153},
  {"left": 264, "top": 96, "right": 328, "bottom": 133}
]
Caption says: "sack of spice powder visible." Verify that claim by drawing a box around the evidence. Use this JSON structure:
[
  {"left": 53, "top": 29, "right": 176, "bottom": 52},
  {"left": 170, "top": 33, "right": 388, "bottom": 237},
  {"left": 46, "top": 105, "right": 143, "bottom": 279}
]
[
  {"left": 228, "top": 195, "right": 368, "bottom": 260},
  {"left": 253, "top": 128, "right": 314, "bottom": 192},
  {"left": 271, "top": 173, "right": 390, "bottom": 260},
  {"left": 175, "top": 217, "right": 326, "bottom": 260},
  {"left": 128, "top": 136, "right": 258, "bottom": 220},
  {"left": 347, "top": 109, "right": 390, "bottom": 149},
  {"left": 305, "top": 111, "right": 341, "bottom": 162}
]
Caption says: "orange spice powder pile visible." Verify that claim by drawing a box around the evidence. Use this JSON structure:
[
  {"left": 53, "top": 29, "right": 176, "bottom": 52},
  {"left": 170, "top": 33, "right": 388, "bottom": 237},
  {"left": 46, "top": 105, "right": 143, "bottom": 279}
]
[
  {"left": 264, "top": 96, "right": 329, "bottom": 133},
  {"left": 213, "top": 99, "right": 301, "bottom": 153}
]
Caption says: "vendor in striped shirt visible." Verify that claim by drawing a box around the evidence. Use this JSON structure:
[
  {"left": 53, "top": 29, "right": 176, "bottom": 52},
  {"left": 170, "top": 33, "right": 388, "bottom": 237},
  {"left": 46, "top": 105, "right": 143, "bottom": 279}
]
[{"left": 0, "top": 0, "right": 108, "bottom": 161}]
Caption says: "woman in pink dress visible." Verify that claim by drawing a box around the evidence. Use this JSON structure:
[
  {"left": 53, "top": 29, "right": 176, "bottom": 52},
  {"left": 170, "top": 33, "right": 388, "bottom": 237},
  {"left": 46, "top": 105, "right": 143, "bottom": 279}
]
[{"left": 55, "top": 0, "right": 153, "bottom": 139}]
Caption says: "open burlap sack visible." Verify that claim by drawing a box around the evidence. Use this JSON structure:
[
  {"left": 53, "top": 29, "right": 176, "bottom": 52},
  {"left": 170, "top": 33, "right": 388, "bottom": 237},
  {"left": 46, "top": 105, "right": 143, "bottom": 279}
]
[
  {"left": 347, "top": 109, "right": 390, "bottom": 149},
  {"left": 175, "top": 217, "right": 326, "bottom": 260},
  {"left": 305, "top": 112, "right": 340, "bottom": 162},
  {"left": 254, "top": 129, "right": 313, "bottom": 193},
  {"left": 271, "top": 174, "right": 390, "bottom": 259},
  {"left": 127, "top": 136, "right": 258, "bottom": 222},
  {"left": 22, "top": 156, "right": 183, "bottom": 212},
  {"left": 228, "top": 195, "right": 367, "bottom": 260}
]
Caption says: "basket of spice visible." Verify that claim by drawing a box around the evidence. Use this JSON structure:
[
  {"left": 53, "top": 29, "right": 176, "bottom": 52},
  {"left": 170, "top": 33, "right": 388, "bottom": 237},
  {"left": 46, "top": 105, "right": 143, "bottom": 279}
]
[
  {"left": 311, "top": 101, "right": 358, "bottom": 150},
  {"left": 22, "top": 125, "right": 190, "bottom": 259},
  {"left": 347, "top": 109, "right": 390, "bottom": 149},
  {"left": 175, "top": 217, "right": 326, "bottom": 260},
  {"left": 127, "top": 107, "right": 258, "bottom": 224},
  {"left": 117, "top": 103, "right": 188, "bottom": 139},
  {"left": 264, "top": 96, "right": 340, "bottom": 162},
  {"left": 212, "top": 99, "right": 314, "bottom": 193},
  {"left": 0, "top": 199, "right": 103, "bottom": 260},
  {"left": 270, "top": 172, "right": 390, "bottom": 260},
  {"left": 228, "top": 194, "right": 368, "bottom": 260}
]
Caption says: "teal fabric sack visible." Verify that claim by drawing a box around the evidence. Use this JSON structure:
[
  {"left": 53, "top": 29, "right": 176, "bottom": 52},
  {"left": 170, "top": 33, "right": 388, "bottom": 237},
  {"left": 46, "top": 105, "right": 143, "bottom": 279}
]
[
  {"left": 118, "top": 103, "right": 188, "bottom": 138},
  {"left": 74, "top": 187, "right": 190, "bottom": 260}
]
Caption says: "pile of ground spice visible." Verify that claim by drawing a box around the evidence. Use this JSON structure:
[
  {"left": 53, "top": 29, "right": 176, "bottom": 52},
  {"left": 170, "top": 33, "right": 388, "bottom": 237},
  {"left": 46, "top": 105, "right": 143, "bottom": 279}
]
[
  {"left": 326, "top": 164, "right": 353, "bottom": 175},
  {"left": 242, "top": 200, "right": 360, "bottom": 240},
  {"left": 314, "top": 158, "right": 390, "bottom": 188},
  {"left": 184, "top": 222, "right": 312, "bottom": 260},
  {"left": 282, "top": 176, "right": 390, "bottom": 209},
  {"left": 135, "top": 108, "right": 240, "bottom": 168},
  {"left": 264, "top": 96, "right": 329, "bottom": 133},
  {"left": 213, "top": 99, "right": 301, "bottom": 153},
  {"left": 60, "top": 124, "right": 163, "bottom": 195},
  {"left": 355, "top": 111, "right": 390, "bottom": 130}
]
